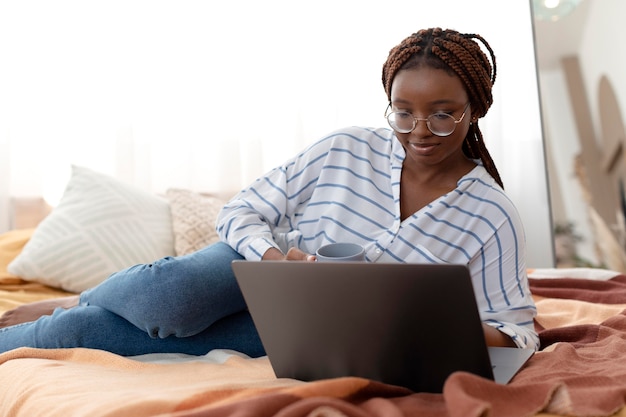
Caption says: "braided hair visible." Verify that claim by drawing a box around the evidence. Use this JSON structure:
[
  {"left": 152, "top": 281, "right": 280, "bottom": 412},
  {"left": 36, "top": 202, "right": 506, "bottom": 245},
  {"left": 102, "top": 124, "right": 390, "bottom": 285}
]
[{"left": 381, "top": 27, "right": 503, "bottom": 189}]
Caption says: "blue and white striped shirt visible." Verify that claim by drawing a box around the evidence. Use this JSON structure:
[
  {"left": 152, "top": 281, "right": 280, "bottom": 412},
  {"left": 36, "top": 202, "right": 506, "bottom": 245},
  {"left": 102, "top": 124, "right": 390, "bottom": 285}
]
[{"left": 217, "top": 126, "right": 539, "bottom": 350}]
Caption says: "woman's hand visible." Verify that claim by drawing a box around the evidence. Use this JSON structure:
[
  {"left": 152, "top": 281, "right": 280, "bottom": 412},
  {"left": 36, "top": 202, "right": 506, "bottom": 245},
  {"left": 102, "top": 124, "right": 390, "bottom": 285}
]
[
  {"left": 482, "top": 323, "right": 517, "bottom": 347},
  {"left": 262, "top": 247, "right": 316, "bottom": 262}
]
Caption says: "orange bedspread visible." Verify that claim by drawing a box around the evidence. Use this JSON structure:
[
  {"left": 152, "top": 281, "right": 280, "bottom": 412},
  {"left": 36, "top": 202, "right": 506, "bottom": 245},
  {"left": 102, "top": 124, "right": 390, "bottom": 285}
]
[
  {"left": 1, "top": 273, "right": 626, "bottom": 417},
  {"left": 0, "top": 228, "right": 74, "bottom": 315}
]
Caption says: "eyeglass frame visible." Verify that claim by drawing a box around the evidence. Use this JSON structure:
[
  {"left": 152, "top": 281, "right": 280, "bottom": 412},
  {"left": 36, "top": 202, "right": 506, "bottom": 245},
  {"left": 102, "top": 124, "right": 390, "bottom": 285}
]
[{"left": 384, "top": 102, "right": 471, "bottom": 137}]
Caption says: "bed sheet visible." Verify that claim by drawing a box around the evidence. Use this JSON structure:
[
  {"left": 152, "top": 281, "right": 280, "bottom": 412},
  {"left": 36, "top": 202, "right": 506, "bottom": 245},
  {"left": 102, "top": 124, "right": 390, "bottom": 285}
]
[
  {"left": 0, "top": 228, "right": 75, "bottom": 316},
  {"left": 1, "top": 269, "right": 626, "bottom": 416},
  {"left": 3, "top": 227, "right": 626, "bottom": 416}
]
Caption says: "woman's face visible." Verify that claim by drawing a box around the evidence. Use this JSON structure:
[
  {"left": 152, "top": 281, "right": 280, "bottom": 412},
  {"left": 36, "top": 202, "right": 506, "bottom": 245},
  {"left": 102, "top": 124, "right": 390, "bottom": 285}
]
[{"left": 389, "top": 67, "right": 472, "bottom": 169}]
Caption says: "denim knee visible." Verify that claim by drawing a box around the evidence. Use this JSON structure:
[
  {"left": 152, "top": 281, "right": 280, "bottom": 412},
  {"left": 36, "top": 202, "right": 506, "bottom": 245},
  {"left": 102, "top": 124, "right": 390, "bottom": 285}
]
[{"left": 81, "top": 242, "right": 247, "bottom": 338}]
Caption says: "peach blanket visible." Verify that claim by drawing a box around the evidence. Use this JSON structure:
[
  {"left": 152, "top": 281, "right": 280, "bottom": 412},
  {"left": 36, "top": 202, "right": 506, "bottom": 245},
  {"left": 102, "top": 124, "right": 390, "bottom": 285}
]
[
  {"left": 0, "top": 228, "right": 74, "bottom": 315},
  {"left": 2, "top": 274, "right": 626, "bottom": 417},
  {"left": 3, "top": 228, "right": 626, "bottom": 416}
]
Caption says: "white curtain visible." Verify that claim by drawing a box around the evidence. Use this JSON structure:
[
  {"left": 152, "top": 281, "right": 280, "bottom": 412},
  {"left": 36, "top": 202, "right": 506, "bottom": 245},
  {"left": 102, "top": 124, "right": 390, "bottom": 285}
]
[{"left": 0, "top": 0, "right": 553, "bottom": 267}]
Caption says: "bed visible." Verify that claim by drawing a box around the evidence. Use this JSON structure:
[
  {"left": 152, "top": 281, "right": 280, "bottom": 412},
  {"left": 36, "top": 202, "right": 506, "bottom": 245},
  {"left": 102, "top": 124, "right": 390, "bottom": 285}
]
[{"left": 2, "top": 166, "right": 626, "bottom": 417}]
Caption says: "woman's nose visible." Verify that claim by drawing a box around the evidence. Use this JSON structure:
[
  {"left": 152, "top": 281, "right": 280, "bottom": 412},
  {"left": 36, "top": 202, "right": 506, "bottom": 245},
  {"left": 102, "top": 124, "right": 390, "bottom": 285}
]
[{"left": 411, "top": 118, "right": 432, "bottom": 137}]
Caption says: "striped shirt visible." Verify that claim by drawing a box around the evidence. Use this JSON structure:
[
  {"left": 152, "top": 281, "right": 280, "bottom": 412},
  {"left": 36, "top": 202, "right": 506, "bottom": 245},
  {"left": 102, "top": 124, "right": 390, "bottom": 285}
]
[{"left": 217, "top": 126, "right": 539, "bottom": 350}]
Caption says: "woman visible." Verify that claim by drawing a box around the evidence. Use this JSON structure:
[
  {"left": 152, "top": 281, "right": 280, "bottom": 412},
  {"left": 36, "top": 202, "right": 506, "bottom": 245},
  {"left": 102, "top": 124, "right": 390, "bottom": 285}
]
[{"left": 0, "top": 28, "right": 539, "bottom": 355}]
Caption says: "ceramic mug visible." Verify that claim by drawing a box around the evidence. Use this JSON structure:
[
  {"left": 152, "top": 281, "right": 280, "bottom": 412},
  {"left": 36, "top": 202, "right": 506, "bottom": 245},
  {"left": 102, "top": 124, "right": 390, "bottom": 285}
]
[{"left": 315, "top": 242, "right": 365, "bottom": 262}]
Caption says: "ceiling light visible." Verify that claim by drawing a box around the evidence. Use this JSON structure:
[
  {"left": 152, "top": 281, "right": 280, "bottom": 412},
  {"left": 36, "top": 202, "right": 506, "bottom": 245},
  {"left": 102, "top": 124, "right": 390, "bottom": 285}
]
[{"left": 532, "top": 0, "right": 582, "bottom": 21}]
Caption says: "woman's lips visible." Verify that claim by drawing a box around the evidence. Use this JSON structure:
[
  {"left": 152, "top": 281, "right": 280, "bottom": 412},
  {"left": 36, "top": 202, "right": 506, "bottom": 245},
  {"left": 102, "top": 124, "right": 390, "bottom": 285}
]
[{"left": 409, "top": 142, "right": 438, "bottom": 155}]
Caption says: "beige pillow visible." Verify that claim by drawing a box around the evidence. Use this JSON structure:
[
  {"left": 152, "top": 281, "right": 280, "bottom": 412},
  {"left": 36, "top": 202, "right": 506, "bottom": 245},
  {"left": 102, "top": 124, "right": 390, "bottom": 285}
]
[
  {"left": 8, "top": 165, "right": 175, "bottom": 292},
  {"left": 165, "top": 188, "right": 227, "bottom": 256}
]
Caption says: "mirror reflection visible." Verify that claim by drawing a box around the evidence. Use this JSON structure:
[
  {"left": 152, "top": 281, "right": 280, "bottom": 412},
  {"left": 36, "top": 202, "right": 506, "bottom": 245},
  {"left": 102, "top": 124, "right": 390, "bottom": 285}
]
[{"left": 534, "top": 0, "right": 626, "bottom": 271}]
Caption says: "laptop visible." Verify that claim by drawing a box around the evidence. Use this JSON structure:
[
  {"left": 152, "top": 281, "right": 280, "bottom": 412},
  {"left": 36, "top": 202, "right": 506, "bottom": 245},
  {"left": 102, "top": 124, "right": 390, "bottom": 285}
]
[{"left": 231, "top": 260, "right": 534, "bottom": 393}]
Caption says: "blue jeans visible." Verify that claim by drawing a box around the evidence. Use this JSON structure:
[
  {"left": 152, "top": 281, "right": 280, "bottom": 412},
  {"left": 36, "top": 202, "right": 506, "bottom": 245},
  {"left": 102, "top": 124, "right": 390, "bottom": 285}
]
[{"left": 0, "top": 242, "right": 265, "bottom": 357}]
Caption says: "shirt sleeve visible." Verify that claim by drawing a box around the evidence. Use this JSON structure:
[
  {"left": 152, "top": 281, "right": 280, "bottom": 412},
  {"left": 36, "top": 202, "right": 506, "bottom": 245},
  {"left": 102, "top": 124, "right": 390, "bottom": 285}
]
[
  {"left": 470, "top": 199, "right": 539, "bottom": 351},
  {"left": 215, "top": 166, "right": 288, "bottom": 260},
  {"left": 216, "top": 137, "right": 329, "bottom": 260}
]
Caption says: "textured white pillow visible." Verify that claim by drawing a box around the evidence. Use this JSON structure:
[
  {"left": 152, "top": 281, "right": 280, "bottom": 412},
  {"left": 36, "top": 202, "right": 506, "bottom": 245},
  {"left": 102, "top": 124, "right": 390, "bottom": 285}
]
[
  {"left": 8, "top": 165, "right": 175, "bottom": 293},
  {"left": 165, "top": 188, "right": 227, "bottom": 256}
]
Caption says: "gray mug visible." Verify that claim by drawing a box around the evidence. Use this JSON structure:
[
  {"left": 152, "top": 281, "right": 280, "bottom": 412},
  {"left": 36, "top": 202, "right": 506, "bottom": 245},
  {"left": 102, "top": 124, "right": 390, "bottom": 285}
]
[{"left": 315, "top": 242, "right": 365, "bottom": 262}]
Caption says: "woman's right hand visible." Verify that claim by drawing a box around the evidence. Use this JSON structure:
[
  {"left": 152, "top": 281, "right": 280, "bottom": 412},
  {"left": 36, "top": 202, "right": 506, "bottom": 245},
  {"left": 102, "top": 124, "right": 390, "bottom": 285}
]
[{"left": 262, "top": 247, "right": 316, "bottom": 262}]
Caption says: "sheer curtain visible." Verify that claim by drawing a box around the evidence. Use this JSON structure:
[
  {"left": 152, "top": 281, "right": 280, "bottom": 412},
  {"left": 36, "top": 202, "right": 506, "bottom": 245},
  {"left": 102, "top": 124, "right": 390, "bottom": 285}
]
[{"left": 0, "top": 0, "right": 553, "bottom": 266}]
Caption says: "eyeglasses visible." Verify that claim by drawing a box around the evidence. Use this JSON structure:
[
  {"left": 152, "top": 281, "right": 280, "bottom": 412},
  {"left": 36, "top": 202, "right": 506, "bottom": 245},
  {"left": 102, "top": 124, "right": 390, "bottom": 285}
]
[{"left": 385, "top": 102, "right": 470, "bottom": 137}]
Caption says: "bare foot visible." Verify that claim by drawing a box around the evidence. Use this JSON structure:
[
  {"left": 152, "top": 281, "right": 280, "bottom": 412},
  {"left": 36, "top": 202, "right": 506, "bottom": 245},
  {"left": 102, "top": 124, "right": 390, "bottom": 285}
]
[{"left": 0, "top": 295, "right": 80, "bottom": 329}]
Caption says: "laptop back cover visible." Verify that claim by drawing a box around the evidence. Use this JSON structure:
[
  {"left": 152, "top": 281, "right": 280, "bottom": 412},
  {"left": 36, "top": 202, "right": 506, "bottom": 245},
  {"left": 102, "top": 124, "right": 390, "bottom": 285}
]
[{"left": 232, "top": 260, "right": 494, "bottom": 393}]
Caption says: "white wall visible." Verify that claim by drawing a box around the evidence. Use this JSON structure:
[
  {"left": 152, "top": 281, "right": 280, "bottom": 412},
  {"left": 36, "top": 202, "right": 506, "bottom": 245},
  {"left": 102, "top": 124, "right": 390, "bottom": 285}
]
[
  {"left": 0, "top": 0, "right": 554, "bottom": 267},
  {"left": 539, "top": 70, "right": 597, "bottom": 263},
  {"left": 580, "top": 0, "right": 626, "bottom": 142}
]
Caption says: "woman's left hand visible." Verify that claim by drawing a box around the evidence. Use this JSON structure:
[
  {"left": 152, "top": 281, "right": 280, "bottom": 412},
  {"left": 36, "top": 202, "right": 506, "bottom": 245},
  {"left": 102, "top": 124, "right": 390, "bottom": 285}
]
[
  {"left": 262, "top": 247, "right": 316, "bottom": 262},
  {"left": 482, "top": 323, "right": 517, "bottom": 347}
]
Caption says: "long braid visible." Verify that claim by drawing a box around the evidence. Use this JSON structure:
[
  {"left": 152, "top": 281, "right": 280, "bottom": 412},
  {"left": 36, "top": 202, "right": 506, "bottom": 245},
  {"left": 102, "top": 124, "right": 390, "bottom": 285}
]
[{"left": 381, "top": 28, "right": 504, "bottom": 189}]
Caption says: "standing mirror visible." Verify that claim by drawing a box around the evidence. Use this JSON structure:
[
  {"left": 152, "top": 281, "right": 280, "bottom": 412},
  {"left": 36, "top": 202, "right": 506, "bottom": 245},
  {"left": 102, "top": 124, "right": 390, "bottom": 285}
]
[{"left": 534, "top": 0, "right": 626, "bottom": 271}]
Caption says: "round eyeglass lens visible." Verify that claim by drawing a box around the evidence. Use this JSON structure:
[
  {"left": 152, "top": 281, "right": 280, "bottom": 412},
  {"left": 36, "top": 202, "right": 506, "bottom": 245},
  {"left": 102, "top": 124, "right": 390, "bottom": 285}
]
[
  {"left": 387, "top": 112, "right": 414, "bottom": 133},
  {"left": 427, "top": 113, "right": 456, "bottom": 136}
]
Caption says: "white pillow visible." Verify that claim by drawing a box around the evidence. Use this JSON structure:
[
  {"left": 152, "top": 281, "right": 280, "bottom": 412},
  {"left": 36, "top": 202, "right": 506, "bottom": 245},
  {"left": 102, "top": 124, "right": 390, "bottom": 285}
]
[{"left": 8, "top": 165, "right": 175, "bottom": 293}]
